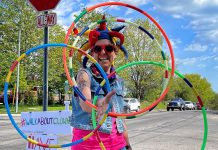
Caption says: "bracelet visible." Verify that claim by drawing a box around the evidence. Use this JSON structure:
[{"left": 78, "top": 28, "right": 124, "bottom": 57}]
[{"left": 126, "top": 145, "right": 131, "bottom": 149}]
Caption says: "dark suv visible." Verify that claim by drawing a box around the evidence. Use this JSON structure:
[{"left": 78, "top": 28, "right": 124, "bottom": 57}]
[{"left": 167, "top": 98, "right": 186, "bottom": 111}]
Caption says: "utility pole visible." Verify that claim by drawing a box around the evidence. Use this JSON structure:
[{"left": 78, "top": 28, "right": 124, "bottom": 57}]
[{"left": 15, "top": 29, "right": 21, "bottom": 113}]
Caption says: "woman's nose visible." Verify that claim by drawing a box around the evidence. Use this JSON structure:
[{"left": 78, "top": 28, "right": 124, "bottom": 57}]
[{"left": 100, "top": 48, "right": 106, "bottom": 54}]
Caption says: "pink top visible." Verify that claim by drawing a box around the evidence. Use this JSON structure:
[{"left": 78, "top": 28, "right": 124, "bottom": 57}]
[{"left": 71, "top": 118, "right": 126, "bottom": 150}]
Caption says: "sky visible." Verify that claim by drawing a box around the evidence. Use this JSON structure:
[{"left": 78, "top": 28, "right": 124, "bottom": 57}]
[{"left": 53, "top": 0, "right": 218, "bottom": 93}]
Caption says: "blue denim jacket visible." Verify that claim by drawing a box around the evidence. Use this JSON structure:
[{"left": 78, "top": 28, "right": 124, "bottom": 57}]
[{"left": 71, "top": 67, "right": 126, "bottom": 134}]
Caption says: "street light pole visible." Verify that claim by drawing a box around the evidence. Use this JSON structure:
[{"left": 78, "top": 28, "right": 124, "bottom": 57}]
[{"left": 15, "top": 29, "right": 21, "bottom": 113}]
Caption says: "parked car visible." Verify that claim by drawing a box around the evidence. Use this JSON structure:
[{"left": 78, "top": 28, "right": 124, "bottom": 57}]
[
  {"left": 196, "top": 102, "right": 202, "bottom": 110},
  {"left": 184, "top": 101, "right": 195, "bottom": 110},
  {"left": 123, "top": 98, "right": 140, "bottom": 112},
  {"left": 123, "top": 101, "right": 131, "bottom": 113},
  {"left": 167, "top": 98, "right": 185, "bottom": 111},
  {"left": 0, "top": 94, "right": 14, "bottom": 104},
  {"left": 193, "top": 102, "right": 197, "bottom": 110}
]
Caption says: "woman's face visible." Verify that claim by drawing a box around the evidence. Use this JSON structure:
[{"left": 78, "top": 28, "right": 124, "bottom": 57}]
[{"left": 92, "top": 39, "right": 116, "bottom": 73}]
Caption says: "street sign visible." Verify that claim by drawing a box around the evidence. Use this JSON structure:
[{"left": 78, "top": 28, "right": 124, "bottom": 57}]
[
  {"left": 21, "top": 110, "right": 71, "bottom": 135},
  {"left": 37, "top": 13, "right": 57, "bottom": 28},
  {"left": 28, "top": 0, "right": 61, "bottom": 12}
]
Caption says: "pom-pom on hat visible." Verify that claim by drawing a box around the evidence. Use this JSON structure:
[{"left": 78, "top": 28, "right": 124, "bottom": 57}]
[{"left": 89, "top": 15, "right": 125, "bottom": 47}]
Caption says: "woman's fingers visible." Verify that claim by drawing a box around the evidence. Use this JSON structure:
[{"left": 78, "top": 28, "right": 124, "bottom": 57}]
[
  {"left": 96, "top": 90, "right": 116, "bottom": 121},
  {"left": 104, "top": 90, "right": 116, "bottom": 104}
]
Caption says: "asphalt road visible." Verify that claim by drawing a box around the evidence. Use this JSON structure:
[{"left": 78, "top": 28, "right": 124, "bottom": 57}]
[{"left": 0, "top": 110, "right": 218, "bottom": 150}]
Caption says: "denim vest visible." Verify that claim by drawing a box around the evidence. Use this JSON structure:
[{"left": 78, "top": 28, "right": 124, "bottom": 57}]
[{"left": 71, "top": 68, "right": 126, "bottom": 134}]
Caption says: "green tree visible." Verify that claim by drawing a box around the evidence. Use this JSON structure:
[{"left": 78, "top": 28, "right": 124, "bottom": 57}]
[
  {"left": 0, "top": 0, "right": 42, "bottom": 96},
  {"left": 208, "top": 93, "right": 218, "bottom": 110},
  {"left": 169, "top": 74, "right": 216, "bottom": 107},
  {"left": 0, "top": 0, "right": 69, "bottom": 105},
  {"left": 116, "top": 19, "right": 165, "bottom": 102}
]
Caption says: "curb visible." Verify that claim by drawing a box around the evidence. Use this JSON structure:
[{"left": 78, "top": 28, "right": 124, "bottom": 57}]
[{"left": 0, "top": 114, "right": 21, "bottom": 117}]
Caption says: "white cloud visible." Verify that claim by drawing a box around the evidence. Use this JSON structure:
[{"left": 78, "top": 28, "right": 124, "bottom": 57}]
[
  {"left": 172, "top": 14, "right": 183, "bottom": 19},
  {"left": 126, "top": 17, "right": 134, "bottom": 21},
  {"left": 193, "top": 0, "right": 218, "bottom": 6},
  {"left": 176, "top": 55, "right": 216, "bottom": 66},
  {"left": 196, "top": 29, "right": 218, "bottom": 43},
  {"left": 86, "top": 0, "right": 149, "bottom": 7},
  {"left": 109, "top": 5, "right": 120, "bottom": 10},
  {"left": 54, "top": 0, "right": 78, "bottom": 17},
  {"left": 153, "top": 0, "right": 218, "bottom": 46},
  {"left": 184, "top": 43, "right": 208, "bottom": 52},
  {"left": 187, "top": 18, "right": 218, "bottom": 43},
  {"left": 197, "top": 64, "right": 206, "bottom": 68},
  {"left": 56, "top": 10, "right": 81, "bottom": 28},
  {"left": 170, "top": 38, "right": 182, "bottom": 49},
  {"left": 153, "top": 0, "right": 218, "bottom": 17},
  {"left": 54, "top": 0, "right": 150, "bottom": 29},
  {"left": 125, "top": 8, "right": 134, "bottom": 15},
  {"left": 54, "top": 0, "right": 83, "bottom": 28},
  {"left": 117, "top": 0, "right": 149, "bottom": 6},
  {"left": 176, "top": 57, "right": 197, "bottom": 66},
  {"left": 213, "top": 47, "right": 218, "bottom": 53}
]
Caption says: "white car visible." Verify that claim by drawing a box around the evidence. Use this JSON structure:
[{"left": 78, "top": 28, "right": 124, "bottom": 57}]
[
  {"left": 123, "top": 98, "right": 140, "bottom": 112},
  {"left": 184, "top": 101, "right": 195, "bottom": 110}
]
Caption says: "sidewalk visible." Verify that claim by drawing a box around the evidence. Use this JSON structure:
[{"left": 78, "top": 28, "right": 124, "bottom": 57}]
[{"left": 0, "top": 113, "right": 21, "bottom": 117}]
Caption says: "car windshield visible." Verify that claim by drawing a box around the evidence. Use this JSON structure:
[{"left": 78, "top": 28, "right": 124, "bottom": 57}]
[
  {"left": 172, "top": 100, "right": 179, "bottom": 102},
  {"left": 131, "top": 99, "right": 136, "bottom": 103},
  {"left": 185, "top": 102, "right": 191, "bottom": 104},
  {"left": 124, "top": 100, "right": 129, "bottom": 103}
]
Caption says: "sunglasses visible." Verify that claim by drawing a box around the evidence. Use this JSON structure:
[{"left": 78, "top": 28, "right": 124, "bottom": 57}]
[{"left": 92, "top": 44, "right": 115, "bottom": 54}]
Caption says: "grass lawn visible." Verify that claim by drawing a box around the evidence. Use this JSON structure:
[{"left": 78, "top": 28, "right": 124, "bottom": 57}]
[
  {"left": 141, "top": 101, "right": 167, "bottom": 110},
  {"left": 0, "top": 101, "right": 166, "bottom": 114},
  {"left": 0, "top": 103, "right": 71, "bottom": 114}
]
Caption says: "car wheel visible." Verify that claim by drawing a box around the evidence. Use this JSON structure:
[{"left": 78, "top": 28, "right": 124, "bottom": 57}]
[
  {"left": 167, "top": 108, "right": 170, "bottom": 111},
  {"left": 171, "top": 108, "right": 174, "bottom": 111},
  {"left": 136, "top": 107, "right": 140, "bottom": 112},
  {"left": 179, "top": 107, "right": 182, "bottom": 111}
]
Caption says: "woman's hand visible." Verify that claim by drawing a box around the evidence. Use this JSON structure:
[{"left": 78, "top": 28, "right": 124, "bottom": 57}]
[{"left": 97, "top": 90, "right": 116, "bottom": 121}]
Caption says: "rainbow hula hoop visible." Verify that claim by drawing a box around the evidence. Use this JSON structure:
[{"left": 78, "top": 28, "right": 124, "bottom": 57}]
[
  {"left": 63, "top": 1, "right": 175, "bottom": 118},
  {"left": 67, "top": 18, "right": 170, "bottom": 127},
  {"left": 62, "top": 2, "right": 175, "bottom": 98},
  {"left": 62, "top": 3, "right": 174, "bottom": 149},
  {"left": 3, "top": 43, "right": 112, "bottom": 149},
  {"left": 4, "top": 45, "right": 207, "bottom": 149}
]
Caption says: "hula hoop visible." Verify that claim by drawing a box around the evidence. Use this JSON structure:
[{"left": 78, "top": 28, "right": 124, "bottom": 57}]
[
  {"left": 67, "top": 17, "right": 170, "bottom": 127},
  {"left": 4, "top": 44, "right": 207, "bottom": 149},
  {"left": 62, "top": 1, "right": 175, "bottom": 98},
  {"left": 3, "top": 2, "right": 207, "bottom": 149},
  {"left": 3, "top": 43, "right": 111, "bottom": 148},
  {"left": 92, "top": 61, "right": 208, "bottom": 149},
  {"left": 63, "top": 1, "right": 175, "bottom": 128}
]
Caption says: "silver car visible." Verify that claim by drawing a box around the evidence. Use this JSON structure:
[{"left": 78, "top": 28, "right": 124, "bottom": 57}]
[
  {"left": 184, "top": 101, "right": 195, "bottom": 110},
  {"left": 123, "top": 98, "right": 141, "bottom": 112}
]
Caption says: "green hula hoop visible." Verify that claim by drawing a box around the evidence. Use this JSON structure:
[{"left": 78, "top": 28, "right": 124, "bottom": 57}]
[{"left": 92, "top": 61, "right": 208, "bottom": 150}]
